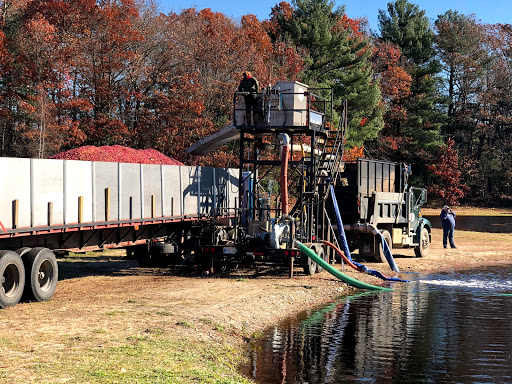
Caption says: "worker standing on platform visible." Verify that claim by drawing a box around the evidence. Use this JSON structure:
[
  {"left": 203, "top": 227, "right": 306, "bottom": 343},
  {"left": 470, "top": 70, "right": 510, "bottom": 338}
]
[{"left": 238, "top": 71, "right": 260, "bottom": 125}]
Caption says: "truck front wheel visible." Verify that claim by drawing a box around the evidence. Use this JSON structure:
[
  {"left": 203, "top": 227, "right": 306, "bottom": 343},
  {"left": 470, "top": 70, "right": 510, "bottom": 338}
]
[
  {"left": 304, "top": 257, "right": 317, "bottom": 276},
  {"left": 0, "top": 250, "right": 25, "bottom": 308},
  {"left": 376, "top": 230, "right": 392, "bottom": 263},
  {"left": 414, "top": 228, "right": 430, "bottom": 257}
]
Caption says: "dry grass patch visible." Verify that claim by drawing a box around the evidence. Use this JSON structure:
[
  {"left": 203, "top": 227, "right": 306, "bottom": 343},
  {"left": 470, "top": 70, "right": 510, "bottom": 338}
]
[{"left": 0, "top": 288, "right": 253, "bottom": 383}]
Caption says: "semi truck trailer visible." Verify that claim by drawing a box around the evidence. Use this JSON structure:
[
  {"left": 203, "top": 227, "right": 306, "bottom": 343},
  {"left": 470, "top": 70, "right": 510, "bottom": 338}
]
[{"left": 0, "top": 158, "right": 239, "bottom": 307}]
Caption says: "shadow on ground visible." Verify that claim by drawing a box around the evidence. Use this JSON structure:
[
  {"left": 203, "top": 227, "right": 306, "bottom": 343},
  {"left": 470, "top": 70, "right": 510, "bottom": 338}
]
[{"left": 56, "top": 254, "right": 300, "bottom": 281}]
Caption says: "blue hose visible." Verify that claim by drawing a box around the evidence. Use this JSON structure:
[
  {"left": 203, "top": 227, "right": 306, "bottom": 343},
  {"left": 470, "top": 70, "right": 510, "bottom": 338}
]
[
  {"left": 330, "top": 185, "right": 353, "bottom": 261},
  {"left": 379, "top": 231, "right": 400, "bottom": 272},
  {"left": 329, "top": 185, "right": 406, "bottom": 282}
]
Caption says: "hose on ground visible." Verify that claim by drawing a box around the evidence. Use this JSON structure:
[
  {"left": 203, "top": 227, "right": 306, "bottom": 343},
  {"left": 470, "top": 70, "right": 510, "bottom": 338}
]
[{"left": 323, "top": 240, "right": 408, "bottom": 283}]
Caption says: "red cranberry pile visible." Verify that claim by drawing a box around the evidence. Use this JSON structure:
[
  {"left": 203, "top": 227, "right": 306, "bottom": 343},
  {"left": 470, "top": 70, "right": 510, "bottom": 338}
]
[{"left": 51, "top": 145, "right": 184, "bottom": 165}]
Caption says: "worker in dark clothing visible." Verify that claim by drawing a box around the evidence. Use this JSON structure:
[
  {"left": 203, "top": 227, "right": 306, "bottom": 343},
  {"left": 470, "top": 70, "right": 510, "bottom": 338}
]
[
  {"left": 238, "top": 71, "right": 260, "bottom": 125},
  {"left": 440, "top": 205, "right": 457, "bottom": 249}
]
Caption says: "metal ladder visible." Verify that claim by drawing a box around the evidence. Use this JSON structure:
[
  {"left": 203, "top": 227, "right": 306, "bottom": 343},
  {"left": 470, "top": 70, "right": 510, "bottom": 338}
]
[{"left": 317, "top": 100, "right": 348, "bottom": 188}]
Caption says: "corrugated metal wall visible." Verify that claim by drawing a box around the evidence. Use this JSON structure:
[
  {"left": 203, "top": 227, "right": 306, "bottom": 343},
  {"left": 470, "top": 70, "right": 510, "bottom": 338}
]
[{"left": 0, "top": 158, "right": 238, "bottom": 232}]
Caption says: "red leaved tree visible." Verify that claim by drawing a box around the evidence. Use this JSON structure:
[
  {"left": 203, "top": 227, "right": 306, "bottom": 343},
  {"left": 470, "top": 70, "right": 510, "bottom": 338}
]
[
  {"left": 13, "top": 1, "right": 90, "bottom": 157},
  {"left": 7, "top": 0, "right": 141, "bottom": 157},
  {"left": 130, "top": 8, "right": 303, "bottom": 167},
  {"left": 343, "top": 146, "right": 365, "bottom": 162},
  {"left": 0, "top": 1, "right": 304, "bottom": 166},
  {"left": 425, "top": 138, "right": 468, "bottom": 205}
]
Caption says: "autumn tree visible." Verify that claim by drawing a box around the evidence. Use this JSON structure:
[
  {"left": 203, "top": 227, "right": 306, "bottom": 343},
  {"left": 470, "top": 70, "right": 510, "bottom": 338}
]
[
  {"left": 0, "top": 1, "right": 87, "bottom": 157},
  {"left": 126, "top": 7, "right": 304, "bottom": 166},
  {"left": 0, "top": 1, "right": 17, "bottom": 156},
  {"left": 0, "top": 0, "right": 143, "bottom": 158},
  {"left": 465, "top": 23, "right": 512, "bottom": 201},
  {"left": 121, "top": 8, "right": 216, "bottom": 164},
  {"left": 0, "top": 0, "right": 40, "bottom": 156},
  {"left": 368, "top": 39, "right": 412, "bottom": 160},
  {"left": 425, "top": 138, "right": 468, "bottom": 205},
  {"left": 69, "top": 0, "right": 141, "bottom": 146}
]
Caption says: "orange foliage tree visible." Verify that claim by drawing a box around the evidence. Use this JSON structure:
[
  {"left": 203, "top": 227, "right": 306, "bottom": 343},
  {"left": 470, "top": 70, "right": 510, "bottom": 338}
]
[
  {"left": 370, "top": 39, "right": 413, "bottom": 160},
  {"left": 0, "top": 1, "right": 304, "bottom": 166},
  {"left": 3, "top": 0, "right": 141, "bottom": 158},
  {"left": 128, "top": 7, "right": 303, "bottom": 166},
  {"left": 342, "top": 146, "right": 365, "bottom": 162}
]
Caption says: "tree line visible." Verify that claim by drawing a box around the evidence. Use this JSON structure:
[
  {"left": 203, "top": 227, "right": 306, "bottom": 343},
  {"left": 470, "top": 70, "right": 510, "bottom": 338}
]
[{"left": 1, "top": 0, "right": 511, "bottom": 206}]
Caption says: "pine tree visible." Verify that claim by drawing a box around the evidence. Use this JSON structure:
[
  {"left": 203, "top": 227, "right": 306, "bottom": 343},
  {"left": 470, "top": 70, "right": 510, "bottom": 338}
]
[
  {"left": 378, "top": 0, "right": 444, "bottom": 153},
  {"left": 269, "top": 0, "right": 383, "bottom": 147},
  {"left": 379, "top": 0, "right": 434, "bottom": 65}
]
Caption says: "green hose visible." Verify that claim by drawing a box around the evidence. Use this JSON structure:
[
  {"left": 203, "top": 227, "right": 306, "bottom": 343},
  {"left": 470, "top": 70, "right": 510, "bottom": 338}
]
[{"left": 296, "top": 241, "right": 392, "bottom": 291}]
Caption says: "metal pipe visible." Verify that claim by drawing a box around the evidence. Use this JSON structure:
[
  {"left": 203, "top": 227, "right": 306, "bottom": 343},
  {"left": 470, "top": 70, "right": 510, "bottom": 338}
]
[
  {"left": 290, "top": 143, "right": 322, "bottom": 156},
  {"left": 343, "top": 223, "right": 380, "bottom": 236},
  {"left": 278, "top": 133, "right": 290, "bottom": 216}
]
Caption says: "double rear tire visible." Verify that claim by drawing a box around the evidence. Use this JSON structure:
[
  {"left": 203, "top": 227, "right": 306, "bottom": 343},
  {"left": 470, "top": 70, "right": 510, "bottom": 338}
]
[
  {"left": 22, "top": 248, "right": 59, "bottom": 302},
  {"left": 0, "top": 251, "right": 25, "bottom": 308},
  {"left": 0, "top": 247, "right": 58, "bottom": 308},
  {"left": 303, "top": 246, "right": 326, "bottom": 275}
]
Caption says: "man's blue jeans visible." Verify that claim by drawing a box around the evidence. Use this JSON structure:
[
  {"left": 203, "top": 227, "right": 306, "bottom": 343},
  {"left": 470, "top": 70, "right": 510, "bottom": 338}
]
[{"left": 443, "top": 228, "right": 456, "bottom": 248}]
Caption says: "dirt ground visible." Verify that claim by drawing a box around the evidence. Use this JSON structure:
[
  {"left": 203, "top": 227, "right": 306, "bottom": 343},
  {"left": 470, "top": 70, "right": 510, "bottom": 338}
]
[{"left": 1, "top": 210, "right": 512, "bottom": 382}]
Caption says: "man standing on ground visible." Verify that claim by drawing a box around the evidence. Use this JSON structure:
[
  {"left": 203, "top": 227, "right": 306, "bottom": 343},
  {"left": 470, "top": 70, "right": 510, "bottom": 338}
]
[{"left": 440, "top": 205, "right": 457, "bottom": 249}]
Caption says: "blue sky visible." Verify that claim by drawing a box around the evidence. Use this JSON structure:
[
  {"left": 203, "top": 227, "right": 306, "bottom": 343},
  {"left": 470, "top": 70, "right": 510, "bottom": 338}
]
[{"left": 157, "top": 0, "right": 512, "bottom": 32}]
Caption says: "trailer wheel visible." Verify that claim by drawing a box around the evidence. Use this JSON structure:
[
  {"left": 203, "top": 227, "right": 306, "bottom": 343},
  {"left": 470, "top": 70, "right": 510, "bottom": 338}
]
[
  {"left": 315, "top": 247, "right": 325, "bottom": 273},
  {"left": 414, "top": 227, "right": 430, "bottom": 257},
  {"left": 304, "top": 257, "right": 316, "bottom": 275},
  {"left": 376, "top": 230, "right": 392, "bottom": 263},
  {"left": 0, "top": 250, "right": 25, "bottom": 308},
  {"left": 15, "top": 247, "right": 32, "bottom": 257},
  {"left": 302, "top": 246, "right": 317, "bottom": 276},
  {"left": 22, "top": 248, "right": 58, "bottom": 302}
]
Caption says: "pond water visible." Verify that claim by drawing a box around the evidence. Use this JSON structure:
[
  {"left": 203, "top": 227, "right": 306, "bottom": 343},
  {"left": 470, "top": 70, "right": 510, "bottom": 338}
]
[{"left": 244, "top": 265, "right": 512, "bottom": 383}]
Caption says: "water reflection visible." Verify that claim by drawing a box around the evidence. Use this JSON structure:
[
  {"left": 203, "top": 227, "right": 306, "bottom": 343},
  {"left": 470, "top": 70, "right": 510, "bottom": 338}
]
[{"left": 245, "top": 265, "right": 512, "bottom": 383}]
